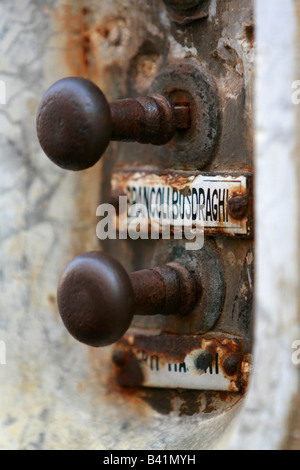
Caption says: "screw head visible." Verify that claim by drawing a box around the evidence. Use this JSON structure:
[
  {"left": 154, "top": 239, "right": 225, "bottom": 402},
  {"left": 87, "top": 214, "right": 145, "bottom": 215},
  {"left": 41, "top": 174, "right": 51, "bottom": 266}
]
[
  {"left": 228, "top": 194, "right": 249, "bottom": 220},
  {"left": 223, "top": 355, "right": 240, "bottom": 376},
  {"left": 112, "top": 349, "right": 129, "bottom": 367}
]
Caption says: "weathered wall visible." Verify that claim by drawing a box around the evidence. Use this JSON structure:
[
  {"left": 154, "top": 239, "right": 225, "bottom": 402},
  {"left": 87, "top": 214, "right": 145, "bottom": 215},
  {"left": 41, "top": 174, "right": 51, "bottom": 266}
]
[{"left": 222, "top": 0, "right": 300, "bottom": 450}]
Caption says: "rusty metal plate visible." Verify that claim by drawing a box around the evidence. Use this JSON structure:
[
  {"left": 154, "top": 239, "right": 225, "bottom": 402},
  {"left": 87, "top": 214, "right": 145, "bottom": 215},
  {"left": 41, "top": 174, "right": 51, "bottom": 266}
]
[
  {"left": 113, "top": 333, "right": 249, "bottom": 392},
  {"left": 111, "top": 169, "right": 252, "bottom": 237}
]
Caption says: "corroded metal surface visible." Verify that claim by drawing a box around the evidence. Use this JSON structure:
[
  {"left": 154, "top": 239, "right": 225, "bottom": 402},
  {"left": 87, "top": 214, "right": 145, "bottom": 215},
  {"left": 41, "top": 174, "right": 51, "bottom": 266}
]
[
  {"left": 151, "top": 61, "right": 221, "bottom": 169},
  {"left": 162, "top": 0, "right": 210, "bottom": 25},
  {"left": 133, "top": 240, "right": 226, "bottom": 336},
  {"left": 131, "top": 262, "right": 199, "bottom": 317},
  {"left": 113, "top": 332, "right": 249, "bottom": 392},
  {"left": 111, "top": 169, "right": 253, "bottom": 236},
  {"left": 111, "top": 94, "right": 190, "bottom": 144},
  {"left": 36, "top": 76, "right": 192, "bottom": 171},
  {"left": 97, "top": 0, "right": 255, "bottom": 429}
]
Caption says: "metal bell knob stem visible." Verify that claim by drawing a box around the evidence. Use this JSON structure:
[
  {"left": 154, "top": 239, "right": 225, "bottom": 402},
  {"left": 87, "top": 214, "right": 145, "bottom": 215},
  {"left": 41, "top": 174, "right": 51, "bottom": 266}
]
[
  {"left": 162, "top": 0, "right": 203, "bottom": 10},
  {"left": 36, "top": 77, "right": 191, "bottom": 171},
  {"left": 57, "top": 252, "right": 199, "bottom": 347}
]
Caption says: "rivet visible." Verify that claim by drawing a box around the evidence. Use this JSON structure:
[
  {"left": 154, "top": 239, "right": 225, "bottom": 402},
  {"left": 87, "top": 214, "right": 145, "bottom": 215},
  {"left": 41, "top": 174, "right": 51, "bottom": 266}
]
[{"left": 223, "top": 355, "right": 240, "bottom": 376}]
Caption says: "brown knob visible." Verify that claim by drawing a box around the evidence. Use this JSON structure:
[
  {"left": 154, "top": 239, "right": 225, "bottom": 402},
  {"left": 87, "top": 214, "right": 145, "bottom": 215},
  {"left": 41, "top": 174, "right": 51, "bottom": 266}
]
[
  {"left": 162, "top": 0, "right": 203, "bottom": 10},
  {"left": 57, "top": 252, "right": 199, "bottom": 347},
  {"left": 36, "top": 77, "right": 190, "bottom": 171}
]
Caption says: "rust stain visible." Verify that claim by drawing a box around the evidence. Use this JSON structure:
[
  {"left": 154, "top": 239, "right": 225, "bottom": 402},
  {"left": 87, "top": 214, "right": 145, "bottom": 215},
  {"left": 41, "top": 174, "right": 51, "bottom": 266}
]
[
  {"left": 139, "top": 389, "right": 175, "bottom": 416},
  {"left": 111, "top": 169, "right": 252, "bottom": 196},
  {"left": 111, "top": 169, "right": 253, "bottom": 237},
  {"left": 244, "top": 24, "right": 255, "bottom": 48},
  {"left": 55, "top": 4, "right": 99, "bottom": 79},
  {"left": 87, "top": 347, "right": 153, "bottom": 420},
  {"left": 112, "top": 349, "right": 145, "bottom": 388},
  {"left": 118, "top": 332, "right": 242, "bottom": 364},
  {"left": 49, "top": 6, "right": 108, "bottom": 295},
  {"left": 88, "top": 339, "right": 246, "bottom": 417},
  {"left": 112, "top": 332, "right": 248, "bottom": 394},
  {"left": 138, "top": 389, "right": 235, "bottom": 417}
]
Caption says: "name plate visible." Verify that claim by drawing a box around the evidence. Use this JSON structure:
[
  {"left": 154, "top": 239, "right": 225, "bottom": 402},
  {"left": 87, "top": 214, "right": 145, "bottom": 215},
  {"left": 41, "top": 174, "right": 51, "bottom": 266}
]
[
  {"left": 114, "top": 333, "right": 249, "bottom": 392},
  {"left": 111, "top": 170, "right": 252, "bottom": 237}
]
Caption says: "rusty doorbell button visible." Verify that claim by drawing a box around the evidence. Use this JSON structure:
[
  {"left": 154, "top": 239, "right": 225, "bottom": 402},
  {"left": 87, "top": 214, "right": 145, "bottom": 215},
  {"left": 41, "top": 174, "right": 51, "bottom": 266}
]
[
  {"left": 36, "top": 77, "right": 191, "bottom": 171},
  {"left": 161, "top": 0, "right": 210, "bottom": 25},
  {"left": 57, "top": 251, "right": 200, "bottom": 347}
]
